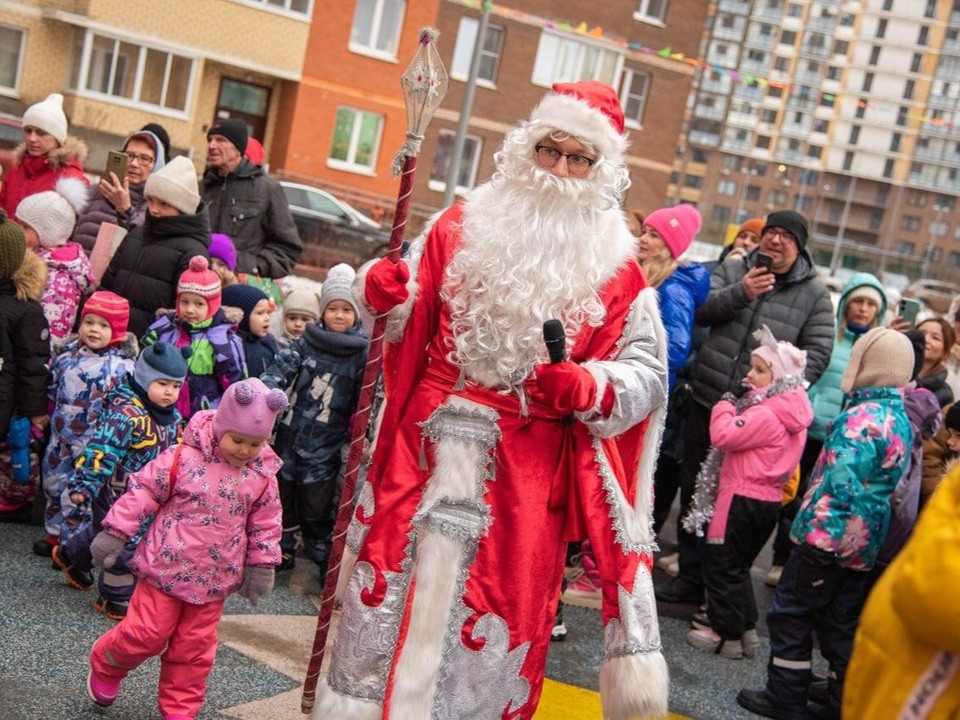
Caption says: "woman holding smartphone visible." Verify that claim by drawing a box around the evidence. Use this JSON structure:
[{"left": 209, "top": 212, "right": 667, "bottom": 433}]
[{"left": 71, "top": 127, "right": 168, "bottom": 255}]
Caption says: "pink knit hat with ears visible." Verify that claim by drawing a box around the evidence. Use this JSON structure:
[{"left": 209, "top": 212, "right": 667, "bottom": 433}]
[
  {"left": 212, "top": 378, "right": 288, "bottom": 440},
  {"left": 751, "top": 325, "right": 807, "bottom": 381},
  {"left": 643, "top": 204, "right": 703, "bottom": 259}
]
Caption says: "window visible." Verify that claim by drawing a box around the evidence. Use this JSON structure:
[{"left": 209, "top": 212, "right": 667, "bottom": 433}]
[
  {"left": 762, "top": 109, "right": 778, "bottom": 123},
  {"left": 833, "top": 40, "right": 849, "bottom": 55},
  {"left": 843, "top": 150, "right": 854, "bottom": 171},
  {"left": 910, "top": 53, "right": 923, "bottom": 73},
  {"left": 826, "top": 65, "right": 842, "bottom": 81},
  {"left": 350, "top": 0, "right": 405, "bottom": 59},
  {"left": 722, "top": 155, "right": 741, "bottom": 171},
  {"left": 949, "top": 251, "right": 960, "bottom": 269},
  {"left": 756, "top": 135, "right": 772, "bottom": 149},
  {"left": 787, "top": 3, "right": 803, "bottom": 18},
  {"left": 0, "top": 24, "right": 25, "bottom": 92},
  {"left": 882, "top": 0, "right": 893, "bottom": 9},
  {"left": 451, "top": 17, "right": 504, "bottom": 84},
  {"left": 890, "top": 133, "right": 902, "bottom": 152},
  {"left": 901, "top": 215, "right": 922, "bottom": 233},
  {"left": 883, "top": 158, "right": 895, "bottom": 178},
  {"left": 876, "top": 19, "right": 887, "bottom": 39},
  {"left": 691, "top": 149, "right": 708, "bottom": 163},
  {"left": 868, "top": 46, "right": 881, "bottom": 65},
  {"left": 918, "top": 26, "right": 929, "bottom": 46},
  {"left": 904, "top": 80, "right": 915, "bottom": 100},
  {"left": 862, "top": 73, "right": 874, "bottom": 92},
  {"left": 813, "top": 119, "right": 829, "bottom": 133},
  {"left": 717, "top": 178, "right": 737, "bottom": 196},
  {"left": 532, "top": 32, "right": 622, "bottom": 87},
  {"left": 747, "top": 49, "right": 766, "bottom": 63},
  {"left": 807, "top": 145, "right": 823, "bottom": 159},
  {"left": 774, "top": 57, "right": 789, "bottom": 72},
  {"left": 898, "top": 241, "right": 917, "bottom": 256},
  {"left": 855, "top": 99, "right": 866, "bottom": 119},
  {"left": 635, "top": 0, "right": 668, "bottom": 23},
  {"left": 907, "top": 190, "right": 928, "bottom": 207},
  {"left": 840, "top": 13, "right": 855, "bottom": 27},
  {"left": 241, "top": 0, "right": 311, "bottom": 15},
  {"left": 769, "top": 189, "right": 788, "bottom": 206},
  {"left": 780, "top": 30, "right": 797, "bottom": 45},
  {"left": 712, "top": 205, "right": 731, "bottom": 224},
  {"left": 877, "top": 185, "right": 890, "bottom": 204},
  {"left": 68, "top": 30, "right": 194, "bottom": 113},
  {"left": 897, "top": 105, "right": 908, "bottom": 126},
  {"left": 429, "top": 130, "right": 481, "bottom": 193},
  {"left": 684, "top": 174, "right": 703, "bottom": 189},
  {"left": 620, "top": 69, "right": 651, "bottom": 128},
  {"left": 925, "top": 0, "right": 937, "bottom": 18},
  {"left": 329, "top": 106, "right": 383, "bottom": 172},
  {"left": 746, "top": 185, "right": 761, "bottom": 201}
]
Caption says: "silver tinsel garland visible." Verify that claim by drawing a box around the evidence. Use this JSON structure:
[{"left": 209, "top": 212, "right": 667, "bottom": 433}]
[{"left": 681, "top": 375, "right": 804, "bottom": 537}]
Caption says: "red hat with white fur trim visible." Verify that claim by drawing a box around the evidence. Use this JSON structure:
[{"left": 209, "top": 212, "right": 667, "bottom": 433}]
[{"left": 529, "top": 81, "right": 627, "bottom": 164}]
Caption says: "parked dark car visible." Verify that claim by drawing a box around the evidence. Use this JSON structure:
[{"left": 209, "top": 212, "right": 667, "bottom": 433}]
[{"left": 280, "top": 181, "right": 389, "bottom": 276}]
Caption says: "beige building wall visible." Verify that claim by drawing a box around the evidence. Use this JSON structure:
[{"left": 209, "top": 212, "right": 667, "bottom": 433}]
[{"left": 1, "top": 0, "right": 308, "bottom": 171}]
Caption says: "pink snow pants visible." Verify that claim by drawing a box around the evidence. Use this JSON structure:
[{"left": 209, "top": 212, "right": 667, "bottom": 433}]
[{"left": 90, "top": 581, "right": 225, "bottom": 718}]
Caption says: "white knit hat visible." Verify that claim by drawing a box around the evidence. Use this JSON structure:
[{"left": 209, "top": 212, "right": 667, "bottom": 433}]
[
  {"left": 22, "top": 93, "right": 68, "bottom": 144},
  {"left": 320, "top": 263, "right": 358, "bottom": 315},
  {"left": 144, "top": 155, "right": 200, "bottom": 214},
  {"left": 15, "top": 177, "right": 88, "bottom": 248}
]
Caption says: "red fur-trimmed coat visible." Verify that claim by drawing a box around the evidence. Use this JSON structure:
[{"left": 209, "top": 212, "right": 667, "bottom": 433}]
[
  {"left": 315, "top": 200, "right": 670, "bottom": 720},
  {"left": 0, "top": 138, "right": 89, "bottom": 218}
]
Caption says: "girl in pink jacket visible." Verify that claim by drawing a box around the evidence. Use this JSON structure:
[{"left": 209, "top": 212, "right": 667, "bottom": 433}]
[
  {"left": 83, "top": 378, "right": 288, "bottom": 720},
  {"left": 682, "top": 327, "right": 813, "bottom": 659}
]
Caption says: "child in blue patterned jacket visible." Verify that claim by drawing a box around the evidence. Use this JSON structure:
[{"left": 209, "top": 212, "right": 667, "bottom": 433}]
[
  {"left": 738, "top": 327, "right": 915, "bottom": 720},
  {"left": 35, "top": 291, "right": 137, "bottom": 559},
  {"left": 52, "top": 342, "right": 188, "bottom": 620}
]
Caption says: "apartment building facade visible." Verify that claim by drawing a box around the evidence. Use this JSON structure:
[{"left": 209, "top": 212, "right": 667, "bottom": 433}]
[
  {"left": 671, "top": 0, "right": 960, "bottom": 285},
  {"left": 271, "top": 0, "right": 708, "bottom": 231},
  {"left": 0, "top": 0, "right": 311, "bottom": 172}
]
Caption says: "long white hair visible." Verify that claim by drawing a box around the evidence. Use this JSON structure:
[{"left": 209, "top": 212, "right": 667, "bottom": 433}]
[{"left": 442, "top": 122, "right": 634, "bottom": 390}]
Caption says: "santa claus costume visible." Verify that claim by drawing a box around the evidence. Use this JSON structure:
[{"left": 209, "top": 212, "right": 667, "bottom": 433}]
[{"left": 313, "top": 81, "right": 670, "bottom": 720}]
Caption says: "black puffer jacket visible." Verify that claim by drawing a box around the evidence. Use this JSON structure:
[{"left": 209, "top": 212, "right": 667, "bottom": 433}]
[
  {"left": 101, "top": 207, "right": 210, "bottom": 338},
  {"left": 0, "top": 252, "right": 50, "bottom": 437},
  {"left": 201, "top": 159, "right": 301, "bottom": 278},
  {"left": 691, "top": 249, "right": 835, "bottom": 407}
]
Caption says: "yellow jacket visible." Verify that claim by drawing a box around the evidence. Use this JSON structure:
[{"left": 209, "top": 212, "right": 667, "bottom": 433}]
[{"left": 844, "top": 465, "right": 960, "bottom": 719}]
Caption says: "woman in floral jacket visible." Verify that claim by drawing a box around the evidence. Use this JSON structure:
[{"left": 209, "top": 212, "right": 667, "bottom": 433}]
[{"left": 738, "top": 327, "right": 914, "bottom": 720}]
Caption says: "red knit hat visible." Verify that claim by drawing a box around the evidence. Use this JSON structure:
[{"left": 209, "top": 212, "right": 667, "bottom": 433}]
[
  {"left": 82, "top": 291, "right": 130, "bottom": 347},
  {"left": 530, "top": 81, "right": 627, "bottom": 163},
  {"left": 644, "top": 204, "right": 703, "bottom": 259},
  {"left": 177, "top": 255, "right": 221, "bottom": 319}
]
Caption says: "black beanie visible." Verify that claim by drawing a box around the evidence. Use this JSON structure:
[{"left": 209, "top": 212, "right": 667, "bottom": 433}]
[
  {"left": 946, "top": 404, "right": 960, "bottom": 433},
  {"left": 207, "top": 118, "right": 249, "bottom": 154},
  {"left": 763, "top": 210, "right": 809, "bottom": 249},
  {"left": 223, "top": 283, "right": 269, "bottom": 333},
  {"left": 140, "top": 123, "right": 171, "bottom": 161},
  {"left": 902, "top": 329, "right": 926, "bottom": 382}
]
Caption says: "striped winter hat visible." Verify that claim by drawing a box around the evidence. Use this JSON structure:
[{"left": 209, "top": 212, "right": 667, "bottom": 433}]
[
  {"left": 177, "top": 255, "right": 221, "bottom": 319},
  {"left": 81, "top": 291, "right": 130, "bottom": 347}
]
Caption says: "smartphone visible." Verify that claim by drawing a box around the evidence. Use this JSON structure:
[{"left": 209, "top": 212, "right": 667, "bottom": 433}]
[
  {"left": 104, "top": 150, "right": 127, "bottom": 182},
  {"left": 756, "top": 252, "right": 774, "bottom": 271},
  {"left": 899, "top": 298, "right": 922, "bottom": 326}
]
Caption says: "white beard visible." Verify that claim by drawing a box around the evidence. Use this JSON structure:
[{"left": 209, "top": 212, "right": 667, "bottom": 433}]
[{"left": 442, "top": 154, "right": 635, "bottom": 390}]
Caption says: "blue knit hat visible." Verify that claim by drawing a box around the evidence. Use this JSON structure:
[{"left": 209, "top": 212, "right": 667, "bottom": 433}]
[
  {"left": 222, "top": 283, "right": 269, "bottom": 333},
  {"left": 134, "top": 342, "right": 191, "bottom": 389}
]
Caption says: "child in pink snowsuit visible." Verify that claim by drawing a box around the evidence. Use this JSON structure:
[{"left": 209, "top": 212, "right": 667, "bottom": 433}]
[
  {"left": 84, "top": 378, "right": 288, "bottom": 720},
  {"left": 682, "top": 326, "right": 813, "bottom": 659}
]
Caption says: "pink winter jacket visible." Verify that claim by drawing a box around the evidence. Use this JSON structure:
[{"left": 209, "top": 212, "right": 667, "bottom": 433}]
[
  {"left": 706, "top": 385, "right": 813, "bottom": 542},
  {"left": 103, "top": 410, "right": 282, "bottom": 605},
  {"left": 37, "top": 242, "right": 94, "bottom": 349}
]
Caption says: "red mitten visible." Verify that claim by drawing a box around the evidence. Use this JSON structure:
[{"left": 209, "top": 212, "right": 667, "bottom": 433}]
[
  {"left": 532, "top": 361, "right": 598, "bottom": 415},
  {"left": 365, "top": 257, "right": 410, "bottom": 314}
]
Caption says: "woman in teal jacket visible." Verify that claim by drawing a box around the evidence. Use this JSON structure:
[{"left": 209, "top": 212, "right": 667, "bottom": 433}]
[{"left": 769, "top": 272, "right": 886, "bottom": 577}]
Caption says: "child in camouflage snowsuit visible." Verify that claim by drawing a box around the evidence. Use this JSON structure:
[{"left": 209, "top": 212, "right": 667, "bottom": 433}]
[{"left": 262, "top": 264, "right": 367, "bottom": 573}]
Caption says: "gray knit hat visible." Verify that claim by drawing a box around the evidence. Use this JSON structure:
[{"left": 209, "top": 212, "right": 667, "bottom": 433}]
[
  {"left": 282, "top": 288, "right": 321, "bottom": 321},
  {"left": 134, "top": 342, "right": 191, "bottom": 389},
  {"left": 319, "top": 263, "right": 358, "bottom": 315}
]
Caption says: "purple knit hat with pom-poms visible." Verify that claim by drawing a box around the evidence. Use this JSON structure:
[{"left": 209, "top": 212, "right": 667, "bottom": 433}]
[{"left": 212, "top": 378, "right": 288, "bottom": 440}]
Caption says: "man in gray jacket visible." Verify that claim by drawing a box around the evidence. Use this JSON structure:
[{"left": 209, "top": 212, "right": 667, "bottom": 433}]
[
  {"left": 201, "top": 118, "right": 301, "bottom": 278},
  {"left": 656, "top": 209, "right": 835, "bottom": 605}
]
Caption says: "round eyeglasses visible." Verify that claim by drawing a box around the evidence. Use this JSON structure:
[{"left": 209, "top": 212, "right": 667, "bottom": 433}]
[
  {"left": 124, "top": 152, "right": 155, "bottom": 166},
  {"left": 534, "top": 145, "right": 596, "bottom": 176}
]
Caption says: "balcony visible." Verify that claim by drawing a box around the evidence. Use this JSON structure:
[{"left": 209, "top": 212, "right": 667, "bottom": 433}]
[
  {"left": 740, "top": 59, "right": 769, "bottom": 75},
  {"left": 793, "top": 71, "right": 821, "bottom": 85},
  {"left": 786, "top": 97, "right": 817, "bottom": 111},
  {"left": 727, "top": 111, "right": 758, "bottom": 129},
  {"left": 700, "top": 76, "right": 732, "bottom": 95},
  {"left": 914, "top": 146, "right": 960, "bottom": 168},
  {"left": 717, "top": 0, "right": 751, "bottom": 14},
  {"left": 799, "top": 44, "right": 830, "bottom": 58},
  {"left": 781, "top": 122, "right": 812, "bottom": 139},
  {"left": 754, "top": 7, "right": 782, "bottom": 22},
  {"left": 689, "top": 130, "right": 722, "bottom": 147},
  {"left": 706, "top": 52, "right": 738, "bottom": 69},
  {"left": 713, "top": 25, "right": 745, "bottom": 42},
  {"left": 927, "top": 93, "right": 960, "bottom": 110},
  {"left": 693, "top": 104, "right": 728, "bottom": 121},
  {"left": 744, "top": 34, "right": 775, "bottom": 50},
  {"left": 734, "top": 85, "right": 764, "bottom": 102},
  {"left": 920, "top": 123, "right": 960, "bottom": 140},
  {"left": 776, "top": 149, "right": 806, "bottom": 164},
  {"left": 722, "top": 137, "right": 753, "bottom": 152}
]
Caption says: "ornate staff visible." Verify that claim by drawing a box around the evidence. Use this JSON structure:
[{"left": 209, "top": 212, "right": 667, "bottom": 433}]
[{"left": 300, "top": 27, "right": 447, "bottom": 712}]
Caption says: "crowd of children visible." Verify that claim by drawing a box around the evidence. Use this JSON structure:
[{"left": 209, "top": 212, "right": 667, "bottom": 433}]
[{"left": 0, "top": 187, "right": 369, "bottom": 717}]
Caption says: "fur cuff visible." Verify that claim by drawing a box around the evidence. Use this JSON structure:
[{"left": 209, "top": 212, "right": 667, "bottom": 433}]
[
  {"left": 599, "top": 652, "right": 669, "bottom": 720},
  {"left": 309, "top": 676, "right": 381, "bottom": 720}
]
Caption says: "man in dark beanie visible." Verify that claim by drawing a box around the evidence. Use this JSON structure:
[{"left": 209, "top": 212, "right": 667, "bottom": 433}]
[
  {"left": 656, "top": 207, "right": 835, "bottom": 605},
  {"left": 201, "top": 118, "right": 301, "bottom": 279}
]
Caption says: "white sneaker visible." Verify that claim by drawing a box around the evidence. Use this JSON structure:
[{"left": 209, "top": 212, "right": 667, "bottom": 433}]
[
  {"left": 686, "top": 627, "right": 743, "bottom": 659},
  {"left": 764, "top": 565, "right": 783, "bottom": 587},
  {"left": 656, "top": 552, "right": 680, "bottom": 577}
]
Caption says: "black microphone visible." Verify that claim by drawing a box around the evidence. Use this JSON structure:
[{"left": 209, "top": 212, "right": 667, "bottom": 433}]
[
  {"left": 543, "top": 319, "right": 567, "bottom": 364},
  {"left": 542, "top": 320, "right": 574, "bottom": 425}
]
